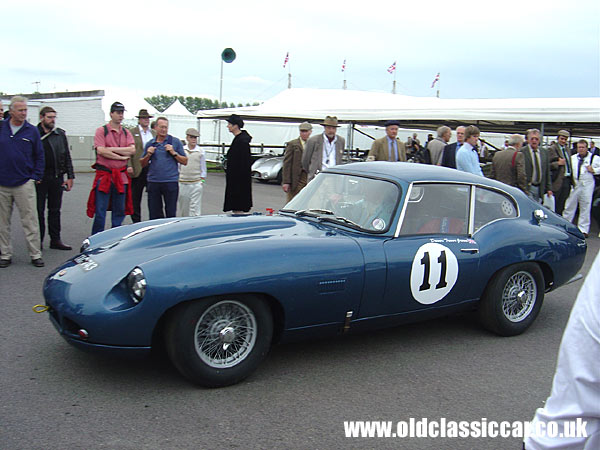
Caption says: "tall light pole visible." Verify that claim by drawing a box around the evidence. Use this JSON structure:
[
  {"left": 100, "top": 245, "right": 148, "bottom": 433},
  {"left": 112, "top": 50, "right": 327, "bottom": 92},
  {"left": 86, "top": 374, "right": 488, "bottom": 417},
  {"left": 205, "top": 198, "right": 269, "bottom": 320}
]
[{"left": 217, "top": 48, "right": 236, "bottom": 153}]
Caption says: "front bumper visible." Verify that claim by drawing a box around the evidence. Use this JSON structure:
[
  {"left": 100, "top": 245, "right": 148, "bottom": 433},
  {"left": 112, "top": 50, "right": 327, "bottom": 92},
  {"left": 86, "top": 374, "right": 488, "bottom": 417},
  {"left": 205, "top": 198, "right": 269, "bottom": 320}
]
[{"left": 47, "top": 308, "right": 151, "bottom": 357}]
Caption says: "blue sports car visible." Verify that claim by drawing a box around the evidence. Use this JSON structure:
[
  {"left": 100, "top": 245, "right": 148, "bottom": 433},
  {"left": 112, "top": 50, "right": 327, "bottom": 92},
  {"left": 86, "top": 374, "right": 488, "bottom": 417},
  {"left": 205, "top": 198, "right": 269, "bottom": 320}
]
[{"left": 42, "top": 162, "right": 586, "bottom": 387}]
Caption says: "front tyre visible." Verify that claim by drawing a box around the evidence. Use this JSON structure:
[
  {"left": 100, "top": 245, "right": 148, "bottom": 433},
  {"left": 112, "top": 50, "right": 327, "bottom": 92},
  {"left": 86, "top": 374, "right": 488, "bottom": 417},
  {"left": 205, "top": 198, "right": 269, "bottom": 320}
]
[
  {"left": 478, "top": 263, "right": 544, "bottom": 336},
  {"left": 165, "top": 295, "right": 273, "bottom": 387}
]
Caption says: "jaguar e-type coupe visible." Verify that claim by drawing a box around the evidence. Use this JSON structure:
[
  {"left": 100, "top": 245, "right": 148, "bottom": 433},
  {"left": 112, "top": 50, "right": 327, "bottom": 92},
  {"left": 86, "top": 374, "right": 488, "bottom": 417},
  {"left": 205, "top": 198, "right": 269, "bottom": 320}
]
[{"left": 42, "top": 162, "right": 587, "bottom": 387}]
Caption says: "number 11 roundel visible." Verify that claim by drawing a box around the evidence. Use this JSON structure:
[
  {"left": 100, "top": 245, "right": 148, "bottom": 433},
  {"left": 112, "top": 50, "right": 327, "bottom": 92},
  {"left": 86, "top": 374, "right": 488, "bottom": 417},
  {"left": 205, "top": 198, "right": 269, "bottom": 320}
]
[{"left": 410, "top": 243, "right": 459, "bottom": 304}]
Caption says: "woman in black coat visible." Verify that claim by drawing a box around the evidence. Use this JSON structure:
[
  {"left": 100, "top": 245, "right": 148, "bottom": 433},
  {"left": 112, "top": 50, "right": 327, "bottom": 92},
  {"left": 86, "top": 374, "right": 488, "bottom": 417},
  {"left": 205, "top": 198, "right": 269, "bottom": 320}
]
[{"left": 223, "top": 114, "right": 253, "bottom": 213}]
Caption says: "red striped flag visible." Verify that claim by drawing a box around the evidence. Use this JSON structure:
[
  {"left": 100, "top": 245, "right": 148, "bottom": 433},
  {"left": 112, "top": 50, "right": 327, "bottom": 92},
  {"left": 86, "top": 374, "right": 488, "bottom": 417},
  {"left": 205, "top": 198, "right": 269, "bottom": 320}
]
[
  {"left": 283, "top": 52, "right": 289, "bottom": 68},
  {"left": 431, "top": 72, "right": 440, "bottom": 88},
  {"left": 387, "top": 61, "right": 396, "bottom": 74}
]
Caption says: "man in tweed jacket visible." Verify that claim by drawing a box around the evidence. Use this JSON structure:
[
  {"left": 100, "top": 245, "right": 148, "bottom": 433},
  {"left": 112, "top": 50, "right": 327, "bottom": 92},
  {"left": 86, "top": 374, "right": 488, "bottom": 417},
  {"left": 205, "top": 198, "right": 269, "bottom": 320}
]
[{"left": 282, "top": 122, "right": 312, "bottom": 202}]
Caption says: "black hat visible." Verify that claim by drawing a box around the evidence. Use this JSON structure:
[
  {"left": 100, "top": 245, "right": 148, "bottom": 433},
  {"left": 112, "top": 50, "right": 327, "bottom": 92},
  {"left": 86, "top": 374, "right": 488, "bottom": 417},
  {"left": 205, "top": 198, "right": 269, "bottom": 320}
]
[
  {"left": 136, "top": 109, "right": 153, "bottom": 118},
  {"left": 384, "top": 120, "right": 401, "bottom": 127},
  {"left": 226, "top": 114, "right": 244, "bottom": 128},
  {"left": 110, "top": 101, "right": 125, "bottom": 113}
]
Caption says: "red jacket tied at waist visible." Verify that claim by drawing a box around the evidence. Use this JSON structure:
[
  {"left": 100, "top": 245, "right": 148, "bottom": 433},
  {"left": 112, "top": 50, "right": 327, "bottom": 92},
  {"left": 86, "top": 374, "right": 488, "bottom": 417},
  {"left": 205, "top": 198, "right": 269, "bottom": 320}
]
[{"left": 86, "top": 165, "right": 133, "bottom": 218}]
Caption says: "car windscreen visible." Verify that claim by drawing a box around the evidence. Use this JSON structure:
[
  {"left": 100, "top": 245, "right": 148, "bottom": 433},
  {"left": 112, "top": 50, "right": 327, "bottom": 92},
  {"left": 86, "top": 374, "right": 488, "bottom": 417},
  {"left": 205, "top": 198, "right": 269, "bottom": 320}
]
[{"left": 283, "top": 173, "right": 401, "bottom": 233}]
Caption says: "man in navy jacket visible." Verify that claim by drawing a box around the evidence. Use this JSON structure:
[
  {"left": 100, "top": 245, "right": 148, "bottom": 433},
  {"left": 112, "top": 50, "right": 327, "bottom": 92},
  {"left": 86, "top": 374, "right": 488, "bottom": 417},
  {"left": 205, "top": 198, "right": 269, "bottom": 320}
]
[
  {"left": 440, "top": 126, "right": 465, "bottom": 169},
  {"left": 0, "top": 96, "right": 45, "bottom": 268}
]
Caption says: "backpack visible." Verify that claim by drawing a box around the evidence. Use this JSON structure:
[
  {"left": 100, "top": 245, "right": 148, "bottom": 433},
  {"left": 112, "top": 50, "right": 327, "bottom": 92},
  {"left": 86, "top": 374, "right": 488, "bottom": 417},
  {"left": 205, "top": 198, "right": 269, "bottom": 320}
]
[
  {"left": 413, "top": 146, "right": 431, "bottom": 164},
  {"left": 103, "top": 125, "right": 128, "bottom": 137}
]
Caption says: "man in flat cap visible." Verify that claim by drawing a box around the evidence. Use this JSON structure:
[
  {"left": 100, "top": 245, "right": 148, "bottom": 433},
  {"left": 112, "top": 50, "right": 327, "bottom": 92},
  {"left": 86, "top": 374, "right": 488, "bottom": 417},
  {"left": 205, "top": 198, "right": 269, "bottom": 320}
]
[
  {"left": 548, "top": 130, "right": 573, "bottom": 214},
  {"left": 177, "top": 128, "right": 206, "bottom": 216},
  {"left": 367, "top": 120, "right": 407, "bottom": 162},
  {"left": 302, "top": 116, "right": 345, "bottom": 182},
  {"left": 282, "top": 122, "right": 312, "bottom": 202},
  {"left": 128, "top": 109, "right": 156, "bottom": 222},
  {"left": 87, "top": 101, "right": 135, "bottom": 234}
]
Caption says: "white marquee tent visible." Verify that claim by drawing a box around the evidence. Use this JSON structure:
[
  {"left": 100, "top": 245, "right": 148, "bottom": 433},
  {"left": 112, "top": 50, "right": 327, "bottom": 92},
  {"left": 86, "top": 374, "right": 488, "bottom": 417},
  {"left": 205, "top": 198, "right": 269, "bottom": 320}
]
[{"left": 198, "top": 88, "right": 600, "bottom": 137}]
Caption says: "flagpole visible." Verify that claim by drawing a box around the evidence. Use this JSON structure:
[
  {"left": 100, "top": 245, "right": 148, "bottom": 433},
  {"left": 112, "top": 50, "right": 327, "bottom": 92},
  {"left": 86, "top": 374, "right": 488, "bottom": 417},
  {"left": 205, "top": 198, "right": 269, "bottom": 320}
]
[
  {"left": 288, "top": 58, "right": 292, "bottom": 89},
  {"left": 392, "top": 69, "right": 397, "bottom": 94},
  {"left": 342, "top": 59, "right": 347, "bottom": 90}
]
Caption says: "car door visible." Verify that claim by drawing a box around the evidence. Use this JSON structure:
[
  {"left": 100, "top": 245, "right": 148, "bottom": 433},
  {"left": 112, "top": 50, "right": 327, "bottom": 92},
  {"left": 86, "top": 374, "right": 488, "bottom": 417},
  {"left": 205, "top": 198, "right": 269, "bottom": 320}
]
[{"left": 359, "top": 182, "right": 481, "bottom": 319}]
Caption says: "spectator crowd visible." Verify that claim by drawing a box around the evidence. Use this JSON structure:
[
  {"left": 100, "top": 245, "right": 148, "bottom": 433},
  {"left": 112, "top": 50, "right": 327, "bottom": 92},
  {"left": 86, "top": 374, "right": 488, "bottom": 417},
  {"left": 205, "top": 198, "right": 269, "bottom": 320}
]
[{"left": 1, "top": 96, "right": 599, "bottom": 268}]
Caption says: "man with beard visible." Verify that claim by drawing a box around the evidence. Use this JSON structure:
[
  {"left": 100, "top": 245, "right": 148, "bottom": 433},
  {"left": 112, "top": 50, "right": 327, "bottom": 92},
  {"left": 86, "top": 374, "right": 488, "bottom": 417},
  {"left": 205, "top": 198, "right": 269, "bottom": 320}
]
[
  {"left": 36, "top": 106, "right": 74, "bottom": 250},
  {"left": 303, "top": 116, "right": 345, "bottom": 182},
  {"left": 128, "top": 109, "right": 155, "bottom": 223}
]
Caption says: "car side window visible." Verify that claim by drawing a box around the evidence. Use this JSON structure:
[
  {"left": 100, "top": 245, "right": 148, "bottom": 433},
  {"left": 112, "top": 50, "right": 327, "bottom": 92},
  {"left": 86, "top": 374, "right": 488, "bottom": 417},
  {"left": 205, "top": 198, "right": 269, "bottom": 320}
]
[
  {"left": 399, "top": 183, "right": 470, "bottom": 235},
  {"left": 473, "top": 187, "right": 518, "bottom": 232}
]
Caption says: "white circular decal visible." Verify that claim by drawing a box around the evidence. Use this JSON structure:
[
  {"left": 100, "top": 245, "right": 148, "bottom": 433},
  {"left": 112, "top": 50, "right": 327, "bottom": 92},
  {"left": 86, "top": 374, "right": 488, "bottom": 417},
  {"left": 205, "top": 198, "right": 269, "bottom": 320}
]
[
  {"left": 410, "top": 243, "right": 459, "bottom": 305},
  {"left": 372, "top": 218, "right": 385, "bottom": 231}
]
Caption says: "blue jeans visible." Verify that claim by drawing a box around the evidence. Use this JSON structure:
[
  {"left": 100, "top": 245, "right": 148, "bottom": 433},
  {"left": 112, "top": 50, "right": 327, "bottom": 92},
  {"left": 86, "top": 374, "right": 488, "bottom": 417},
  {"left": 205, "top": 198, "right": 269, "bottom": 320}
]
[
  {"left": 147, "top": 181, "right": 178, "bottom": 220},
  {"left": 92, "top": 181, "right": 127, "bottom": 235}
]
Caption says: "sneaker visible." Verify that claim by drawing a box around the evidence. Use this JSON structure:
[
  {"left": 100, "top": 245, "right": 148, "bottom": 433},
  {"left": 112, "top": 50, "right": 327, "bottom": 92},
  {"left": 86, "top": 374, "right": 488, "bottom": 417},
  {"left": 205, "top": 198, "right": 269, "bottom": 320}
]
[
  {"left": 0, "top": 258, "right": 11, "bottom": 268},
  {"left": 31, "top": 258, "right": 45, "bottom": 267}
]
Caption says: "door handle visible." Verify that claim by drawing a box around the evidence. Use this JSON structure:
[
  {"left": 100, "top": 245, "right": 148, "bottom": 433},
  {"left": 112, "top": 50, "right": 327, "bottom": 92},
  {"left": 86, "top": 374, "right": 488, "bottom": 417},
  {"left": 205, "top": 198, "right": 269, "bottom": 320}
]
[{"left": 460, "top": 248, "right": 479, "bottom": 254}]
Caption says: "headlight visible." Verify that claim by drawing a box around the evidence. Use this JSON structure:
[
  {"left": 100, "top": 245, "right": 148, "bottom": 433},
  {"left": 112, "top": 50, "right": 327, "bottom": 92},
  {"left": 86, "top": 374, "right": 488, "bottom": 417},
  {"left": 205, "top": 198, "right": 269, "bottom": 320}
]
[
  {"left": 80, "top": 238, "right": 90, "bottom": 253},
  {"left": 127, "top": 267, "right": 146, "bottom": 303}
]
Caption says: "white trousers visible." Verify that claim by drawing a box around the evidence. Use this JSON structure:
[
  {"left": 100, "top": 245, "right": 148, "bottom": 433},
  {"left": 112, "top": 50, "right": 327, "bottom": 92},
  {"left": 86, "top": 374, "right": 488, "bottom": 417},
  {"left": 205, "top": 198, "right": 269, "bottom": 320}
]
[
  {"left": 0, "top": 180, "right": 42, "bottom": 259},
  {"left": 177, "top": 182, "right": 203, "bottom": 217},
  {"left": 562, "top": 183, "right": 594, "bottom": 234}
]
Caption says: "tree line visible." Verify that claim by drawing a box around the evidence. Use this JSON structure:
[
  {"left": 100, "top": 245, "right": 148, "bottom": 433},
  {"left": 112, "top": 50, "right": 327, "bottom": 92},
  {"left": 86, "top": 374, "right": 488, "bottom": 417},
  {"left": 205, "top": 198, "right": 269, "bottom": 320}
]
[{"left": 144, "top": 95, "right": 260, "bottom": 114}]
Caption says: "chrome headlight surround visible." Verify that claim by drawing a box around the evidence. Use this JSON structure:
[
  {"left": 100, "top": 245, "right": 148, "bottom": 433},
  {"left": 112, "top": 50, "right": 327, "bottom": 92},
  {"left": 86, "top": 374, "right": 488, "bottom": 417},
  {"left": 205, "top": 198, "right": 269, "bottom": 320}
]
[{"left": 127, "top": 267, "right": 146, "bottom": 303}]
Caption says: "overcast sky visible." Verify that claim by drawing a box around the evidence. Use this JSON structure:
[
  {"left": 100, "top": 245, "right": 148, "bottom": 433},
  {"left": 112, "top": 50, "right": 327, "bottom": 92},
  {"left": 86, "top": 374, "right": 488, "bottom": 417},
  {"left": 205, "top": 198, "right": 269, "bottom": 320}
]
[{"left": 3, "top": 0, "right": 599, "bottom": 104}]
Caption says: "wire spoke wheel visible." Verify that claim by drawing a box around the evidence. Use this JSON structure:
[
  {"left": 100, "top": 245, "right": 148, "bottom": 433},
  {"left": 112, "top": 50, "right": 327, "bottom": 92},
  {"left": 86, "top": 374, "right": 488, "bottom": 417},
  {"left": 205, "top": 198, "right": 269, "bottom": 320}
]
[
  {"left": 194, "top": 300, "right": 257, "bottom": 368},
  {"left": 501, "top": 271, "right": 537, "bottom": 322}
]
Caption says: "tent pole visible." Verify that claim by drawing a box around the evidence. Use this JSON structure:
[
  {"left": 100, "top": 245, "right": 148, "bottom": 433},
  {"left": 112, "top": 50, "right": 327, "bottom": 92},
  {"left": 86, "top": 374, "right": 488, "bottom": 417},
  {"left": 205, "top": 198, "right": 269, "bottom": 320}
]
[
  {"left": 347, "top": 123, "right": 355, "bottom": 155},
  {"left": 540, "top": 123, "right": 545, "bottom": 147}
]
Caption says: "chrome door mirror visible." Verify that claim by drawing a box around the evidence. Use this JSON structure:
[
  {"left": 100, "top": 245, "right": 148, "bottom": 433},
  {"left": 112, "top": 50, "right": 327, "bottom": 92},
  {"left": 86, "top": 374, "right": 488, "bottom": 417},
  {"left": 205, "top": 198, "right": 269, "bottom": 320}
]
[{"left": 533, "top": 209, "right": 547, "bottom": 223}]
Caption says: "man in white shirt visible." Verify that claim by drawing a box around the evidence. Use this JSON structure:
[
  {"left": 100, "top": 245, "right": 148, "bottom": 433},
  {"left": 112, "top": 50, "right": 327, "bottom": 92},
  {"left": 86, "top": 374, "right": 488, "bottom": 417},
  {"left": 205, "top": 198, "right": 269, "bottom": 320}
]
[
  {"left": 177, "top": 128, "right": 206, "bottom": 216},
  {"left": 525, "top": 251, "right": 600, "bottom": 449},
  {"left": 562, "top": 140, "right": 600, "bottom": 237},
  {"left": 302, "top": 116, "right": 345, "bottom": 182},
  {"left": 128, "top": 109, "right": 155, "bottom": 222}
]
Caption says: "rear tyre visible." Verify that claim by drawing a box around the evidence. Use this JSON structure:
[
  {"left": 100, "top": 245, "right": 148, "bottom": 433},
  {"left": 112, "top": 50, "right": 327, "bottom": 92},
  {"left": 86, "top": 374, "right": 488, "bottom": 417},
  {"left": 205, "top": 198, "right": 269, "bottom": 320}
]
[
  {"left": 165, "top": 295, "right": 273, "bottom": 387},
  {"left": 478, "top": 263, "right": 544, "bottom": 336}
]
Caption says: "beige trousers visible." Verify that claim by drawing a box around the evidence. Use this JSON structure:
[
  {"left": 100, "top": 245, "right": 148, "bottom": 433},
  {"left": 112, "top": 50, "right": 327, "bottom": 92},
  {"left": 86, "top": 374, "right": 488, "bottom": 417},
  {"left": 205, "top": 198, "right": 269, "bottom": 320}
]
[{"left": 0, "top": 180, "right": 42, "bottom": 260}]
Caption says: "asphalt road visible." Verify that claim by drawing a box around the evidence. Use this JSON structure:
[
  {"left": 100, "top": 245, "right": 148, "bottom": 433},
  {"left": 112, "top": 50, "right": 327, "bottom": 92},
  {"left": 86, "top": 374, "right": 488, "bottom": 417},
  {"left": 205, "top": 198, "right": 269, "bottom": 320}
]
[{"left": 1, "top": 172, "right": 598, "bottom": 449}]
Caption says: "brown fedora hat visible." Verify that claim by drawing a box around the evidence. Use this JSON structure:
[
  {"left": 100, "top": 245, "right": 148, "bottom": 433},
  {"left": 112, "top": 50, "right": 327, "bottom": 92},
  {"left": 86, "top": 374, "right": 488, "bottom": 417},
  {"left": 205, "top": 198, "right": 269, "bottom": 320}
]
[
  {"left": 136, "top": 109, "right": 154, "bottom": 118},
  {"left": 320, "top": 116, "right": 340, "bottom": 127}
]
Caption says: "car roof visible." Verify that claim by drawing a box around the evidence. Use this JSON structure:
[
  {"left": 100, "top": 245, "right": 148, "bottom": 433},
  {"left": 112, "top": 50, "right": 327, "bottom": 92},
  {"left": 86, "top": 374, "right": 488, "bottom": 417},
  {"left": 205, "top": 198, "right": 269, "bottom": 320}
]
[{"left": 326, "top": 162, "right": 516, "bottom": 192}]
